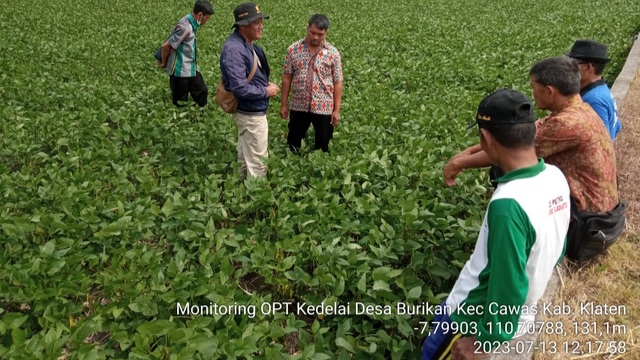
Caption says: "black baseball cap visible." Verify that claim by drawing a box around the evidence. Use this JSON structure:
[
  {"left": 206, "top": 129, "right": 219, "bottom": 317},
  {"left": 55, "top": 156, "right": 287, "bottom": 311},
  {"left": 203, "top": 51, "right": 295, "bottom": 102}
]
[
  {"left": 233, "top": 3, "right": 269, "bottom": 28},
  {"left": 566, "top": 39, "right": 610, "bottom": 63},
  {"left": 467, "top": 89, "right": 536, "bottom": 129}
]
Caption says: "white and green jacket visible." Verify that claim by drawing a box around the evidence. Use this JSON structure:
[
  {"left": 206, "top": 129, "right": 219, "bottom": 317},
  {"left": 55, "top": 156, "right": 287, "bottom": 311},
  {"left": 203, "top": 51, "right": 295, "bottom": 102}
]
[{"left": 446, "top": 159, "right": 570, "bottom": 344}]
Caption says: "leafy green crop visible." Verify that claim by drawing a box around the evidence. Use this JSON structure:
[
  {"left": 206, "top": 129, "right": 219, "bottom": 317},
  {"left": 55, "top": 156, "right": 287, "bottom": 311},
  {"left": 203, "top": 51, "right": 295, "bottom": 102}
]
[{"left": 1, "top": 0, "right": 639, "bottom": 358}]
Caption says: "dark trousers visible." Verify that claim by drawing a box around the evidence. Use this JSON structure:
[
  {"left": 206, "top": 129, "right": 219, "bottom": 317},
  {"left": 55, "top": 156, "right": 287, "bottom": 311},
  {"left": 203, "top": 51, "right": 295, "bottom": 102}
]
[
  {"left": 287, "top": 110, "right": 333, "bottom": 153},
  {"left": 170, "top": 71, "right": 208, "bottom": 107}
]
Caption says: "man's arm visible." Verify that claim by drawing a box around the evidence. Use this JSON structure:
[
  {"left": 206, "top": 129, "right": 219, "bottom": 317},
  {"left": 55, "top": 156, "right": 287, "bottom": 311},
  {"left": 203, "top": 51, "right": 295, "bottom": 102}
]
[
  {"left": 331, "top": 81, "right": 343, "bottom": 126},
  {"left": 157, "top": 40, "right": 172, "bottom": 68},
  {"left": 159, "top": 24, "right": 190, "bottom": 69},
  {"left": 444, "top": 145, "right": 492, "bottom": 186},
  {"left": 280, "top": 73, "right": 293, "bottom": 119},
  {"left": 452, "top": 144, "right": 483, "bottom": 159},
  {"left": 452, "top": 203, "right": 532, "bottom": 360},
  {"left": 453, "top": 200, "right": 531, "bottom": 359},
  {"left": 331, "top": 50, "right": 344, "bottom": 126},
  {"left": 482, "top": 200, "right": 531, "bottom": 350}
]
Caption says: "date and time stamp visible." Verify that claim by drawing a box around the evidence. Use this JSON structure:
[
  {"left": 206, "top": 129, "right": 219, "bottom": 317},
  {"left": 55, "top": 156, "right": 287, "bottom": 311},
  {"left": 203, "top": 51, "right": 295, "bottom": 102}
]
[
  {"left": 413, "top": 301, "right": 629, "bottom": 356},
  {"left": 474, "top": 339, "right": 627, "bottom": 356},
  {"left": 416, "top": 320, "right": 628, "bottom": 355}
]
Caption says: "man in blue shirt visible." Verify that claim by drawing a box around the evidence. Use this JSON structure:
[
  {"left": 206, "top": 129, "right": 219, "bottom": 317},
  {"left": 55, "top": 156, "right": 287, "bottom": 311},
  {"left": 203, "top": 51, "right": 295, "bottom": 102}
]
[
  {"left": 220, "top": 3, "right": 279, "bottom": 178},
  {"left": 566, "top": 39, "right": 621, "bottom": 140}
]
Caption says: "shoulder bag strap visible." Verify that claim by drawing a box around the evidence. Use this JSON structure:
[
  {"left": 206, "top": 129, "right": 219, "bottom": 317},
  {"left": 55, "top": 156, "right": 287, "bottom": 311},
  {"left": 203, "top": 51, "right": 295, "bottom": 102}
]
[{"left": 247, "top": 47, "right": 258, "bottom": 82}]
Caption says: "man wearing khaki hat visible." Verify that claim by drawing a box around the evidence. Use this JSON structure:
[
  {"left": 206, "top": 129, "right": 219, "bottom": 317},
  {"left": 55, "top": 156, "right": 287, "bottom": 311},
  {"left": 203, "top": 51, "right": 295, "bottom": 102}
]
[
  {"left": 566, "top": 39, "right": 621, "bottom": 140},
  {"left": 220, "top": 3, "right": 280, "bottom": 178}
]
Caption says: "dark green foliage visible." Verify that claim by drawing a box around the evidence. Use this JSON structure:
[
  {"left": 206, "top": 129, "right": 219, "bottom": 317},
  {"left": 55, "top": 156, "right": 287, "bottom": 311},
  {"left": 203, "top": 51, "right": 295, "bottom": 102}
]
[{"left": 0, "top": 0, "right": 639, "bottom": 358}]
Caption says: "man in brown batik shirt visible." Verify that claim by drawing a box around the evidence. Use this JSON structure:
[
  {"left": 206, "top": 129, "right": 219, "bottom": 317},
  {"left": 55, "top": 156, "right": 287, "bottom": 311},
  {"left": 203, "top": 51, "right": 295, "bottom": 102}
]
[{"left": 444, "top": 57, "right": 617, "bottom": 213}]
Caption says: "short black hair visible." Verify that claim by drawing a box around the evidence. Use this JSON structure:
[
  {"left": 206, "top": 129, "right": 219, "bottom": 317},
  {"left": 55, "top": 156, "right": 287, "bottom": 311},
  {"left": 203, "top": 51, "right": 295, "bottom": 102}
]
[
  {"left": 482, "top": 123, "right": 537, "bottom": 149},
  {"left": 529, "top": 57, "right": 581, "bottom": 96},
  {"left": 308, "top": 14, "right": 329, "bottom": 31},
  {"left": 194, "top": 0, "right": 214, "bottom": 15}
]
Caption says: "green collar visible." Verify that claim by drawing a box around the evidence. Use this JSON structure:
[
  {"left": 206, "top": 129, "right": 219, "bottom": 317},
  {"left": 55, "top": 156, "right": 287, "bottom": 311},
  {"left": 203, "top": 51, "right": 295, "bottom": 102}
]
[
  {"left": 492, "top": 158, "right": 546, "bottom": 184},
  {"left": 188, "top": 14, "right": 200, "bottom": 31}
]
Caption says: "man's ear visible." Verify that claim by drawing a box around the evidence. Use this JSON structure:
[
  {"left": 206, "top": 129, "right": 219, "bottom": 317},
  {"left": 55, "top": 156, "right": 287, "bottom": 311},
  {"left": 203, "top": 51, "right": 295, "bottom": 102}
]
[
  {"left": 479, "top": 128, "right": 493, "bottom": 148},
  {"left": 545, "top": 84, "right": 557, "bottom": 99},
  {"left": 583, "top": 62, "right": 593, "bottom": 72}
]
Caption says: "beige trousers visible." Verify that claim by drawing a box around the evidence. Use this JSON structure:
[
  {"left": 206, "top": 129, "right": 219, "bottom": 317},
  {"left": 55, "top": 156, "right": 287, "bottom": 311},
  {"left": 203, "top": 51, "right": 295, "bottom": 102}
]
[{"left": 232, "top": 112, "right": 268, "bottom": 178}]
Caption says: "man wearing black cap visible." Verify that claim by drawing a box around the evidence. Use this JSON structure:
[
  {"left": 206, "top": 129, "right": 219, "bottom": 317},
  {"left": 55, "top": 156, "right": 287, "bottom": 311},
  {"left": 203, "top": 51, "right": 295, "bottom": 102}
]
[
  {"left": 566, "top": 39, "right": 621, "bottom": 140},
  {"left": 422, "top": 89, "right": 570, "bottom": 360},
  {"left": 220, "top": 3, "right": 279, "bottom": 178}
]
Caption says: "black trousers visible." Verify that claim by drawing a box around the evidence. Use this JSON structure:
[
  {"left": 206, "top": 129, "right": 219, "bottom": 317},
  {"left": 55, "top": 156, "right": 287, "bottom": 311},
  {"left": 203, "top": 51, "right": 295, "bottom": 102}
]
[
  {"left": 170, "top": 71, "right": 208, "bottom": 107},
  {"left": 287, "top": 110, "right": 334, "bottom": 153}
]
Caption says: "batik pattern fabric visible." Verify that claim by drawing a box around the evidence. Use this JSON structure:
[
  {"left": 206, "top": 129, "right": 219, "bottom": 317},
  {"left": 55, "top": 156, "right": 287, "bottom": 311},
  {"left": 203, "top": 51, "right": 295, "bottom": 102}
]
[
  {"left": 535, "top": 96, "right": 618, "bottom": 213},
  {"left": 283, "top": 39, "right": 343, "bottom": 115}
]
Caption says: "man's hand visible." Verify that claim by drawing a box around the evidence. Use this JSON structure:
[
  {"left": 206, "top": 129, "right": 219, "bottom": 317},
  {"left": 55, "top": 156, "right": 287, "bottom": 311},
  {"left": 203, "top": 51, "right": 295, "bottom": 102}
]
[
  {"left": 451, "top": 336, "right": 487, "bottom": 360},
  {"left": 331, "top": 110, "right": 340, "bottom": 126},
  {"left": 444, "top": 144, "right": 484, "bottom": 186},
  {"left": 157, "top": 60, "right": 167, "bottom": 69},
  {"left": 266, "top": 82, "right": 280, "bottom": 98},
  {"left": 444, "top": 158, "right": 463, "bottom": 187},
  {"left": 280, "top": 103, "right": 289, "bottom": 120}
]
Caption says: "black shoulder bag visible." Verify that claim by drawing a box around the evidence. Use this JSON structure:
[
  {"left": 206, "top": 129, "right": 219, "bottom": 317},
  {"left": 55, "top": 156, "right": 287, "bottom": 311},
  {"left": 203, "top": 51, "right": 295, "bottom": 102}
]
[{"left": 566, "top": 198, "right": 627, "bottom": 262}]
